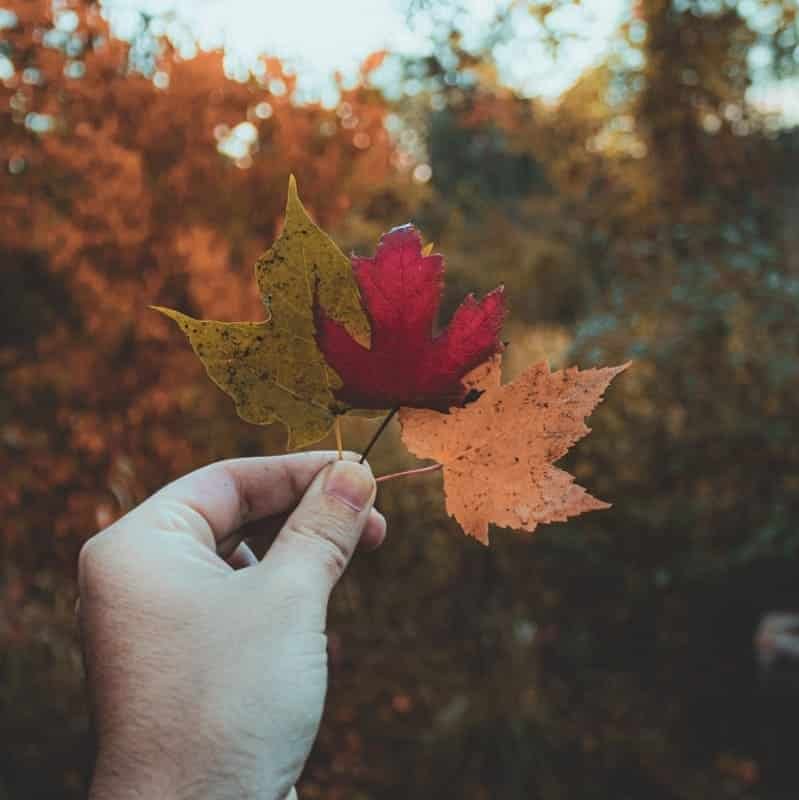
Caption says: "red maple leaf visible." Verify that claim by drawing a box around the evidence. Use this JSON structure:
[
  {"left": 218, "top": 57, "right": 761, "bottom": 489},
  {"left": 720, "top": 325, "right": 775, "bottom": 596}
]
[{"left": 316, "top": 225, "right": 505, "bottom": 410}]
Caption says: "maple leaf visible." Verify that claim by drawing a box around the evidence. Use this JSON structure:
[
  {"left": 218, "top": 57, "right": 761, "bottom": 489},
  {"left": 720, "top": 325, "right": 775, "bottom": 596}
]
[
  {"left": 399, "top": 355, "right": 629, "bottom": 544},
  {"left": 154, "top": 176, "right": 371, "bottom": 448},
  {"left": 316, "top": 225, "right": 505, "bottom": 411}
]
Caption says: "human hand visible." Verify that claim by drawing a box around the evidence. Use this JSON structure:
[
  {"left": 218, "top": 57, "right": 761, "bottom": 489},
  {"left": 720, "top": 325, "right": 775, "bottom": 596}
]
[{"left": 77, "top": 452, "right": 385, "bottom": 800}]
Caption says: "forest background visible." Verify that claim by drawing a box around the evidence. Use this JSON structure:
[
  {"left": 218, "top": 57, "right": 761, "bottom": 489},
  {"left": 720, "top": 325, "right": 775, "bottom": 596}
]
[{"left": 2, "top": 0, "right": 799, "bottom": 797}]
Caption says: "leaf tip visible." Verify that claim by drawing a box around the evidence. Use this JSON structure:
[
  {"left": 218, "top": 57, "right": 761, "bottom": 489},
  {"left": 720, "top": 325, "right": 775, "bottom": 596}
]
[
  {"left": 149, "top": 305, "right": 185, "bottom": 323},
  {"left": 466, "top": 525, "right": 490, "bottom": 546},
  {"left": 286, "top": 173, "right": 302, "bottom": 214}
]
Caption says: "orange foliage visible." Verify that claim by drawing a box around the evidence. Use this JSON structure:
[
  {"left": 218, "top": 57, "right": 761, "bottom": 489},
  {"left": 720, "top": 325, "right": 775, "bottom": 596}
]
[{"left": 0, "top": 0, "right": 402, "bottom": 576}]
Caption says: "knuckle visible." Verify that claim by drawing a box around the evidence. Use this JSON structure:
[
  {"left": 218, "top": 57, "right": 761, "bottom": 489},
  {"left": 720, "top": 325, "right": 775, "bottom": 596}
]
[
  {"left": 77, "top": 525, "right": 140, "bottom": 591},
  {"left": 157, "top": 498, "right": 214, "bottom": 541},
  {"left": 77, "top": 532, "right": 113, "bottom": 583},
  {"left": 282, "top": 517, "right": 351, "bottom": 579}
]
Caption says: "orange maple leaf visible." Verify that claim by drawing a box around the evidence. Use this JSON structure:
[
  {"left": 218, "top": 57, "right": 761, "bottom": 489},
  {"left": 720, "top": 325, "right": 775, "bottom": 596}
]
[{"left": 398, "top": 356, "right": 630, "bottom": 544}]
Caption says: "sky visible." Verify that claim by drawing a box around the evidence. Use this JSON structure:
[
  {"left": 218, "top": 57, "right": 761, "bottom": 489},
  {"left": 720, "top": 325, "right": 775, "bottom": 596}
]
[
  {"left": 100, "top": 0, "right": 629, "bottom": 102},
  {"left": 98, "top": 0, "right": 798, "bottom": 123}
]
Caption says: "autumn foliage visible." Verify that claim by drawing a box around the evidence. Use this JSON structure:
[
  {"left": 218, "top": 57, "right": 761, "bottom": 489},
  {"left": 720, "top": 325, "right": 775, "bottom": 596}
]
[
  {"left": 160, "top": 181, "right": 621, "bottom": 542},
  {"left": 3, "top": 0, "right": 799, "bottom": 798},
  {"left": 400, "top": 357, "right": 628, "bottom": 543},
  {"left": 316, "top": 224, "right": 505, "bottom": 411},
  {"left": 1, "top": 0, "right": 400, "bottom": 552}
]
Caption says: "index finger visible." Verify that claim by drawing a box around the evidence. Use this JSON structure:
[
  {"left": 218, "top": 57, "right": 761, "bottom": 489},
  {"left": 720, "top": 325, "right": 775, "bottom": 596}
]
[{"left": 125, "top": 451, "right": 361, "bottom": 552}]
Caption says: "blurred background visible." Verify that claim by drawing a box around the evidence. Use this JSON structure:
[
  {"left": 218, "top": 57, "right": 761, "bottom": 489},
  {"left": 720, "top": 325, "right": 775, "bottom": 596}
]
[{"left": 2, "top": 0, "right": 799, "bottom": 797}]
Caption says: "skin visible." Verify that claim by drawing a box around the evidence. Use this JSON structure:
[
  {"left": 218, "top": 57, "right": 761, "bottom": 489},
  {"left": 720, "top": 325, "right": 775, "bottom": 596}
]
[{"left": 77, "top": 451, "right": 386, "bottom": 800}]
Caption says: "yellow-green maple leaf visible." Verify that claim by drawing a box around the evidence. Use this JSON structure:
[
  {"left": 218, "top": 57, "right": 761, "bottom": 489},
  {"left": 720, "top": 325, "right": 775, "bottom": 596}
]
[
  {"left": 255, "top": 175, "right": 370, "bottom": 349},
  {"left": 154, "top": 176, "right": 370, "bottom": 449}
]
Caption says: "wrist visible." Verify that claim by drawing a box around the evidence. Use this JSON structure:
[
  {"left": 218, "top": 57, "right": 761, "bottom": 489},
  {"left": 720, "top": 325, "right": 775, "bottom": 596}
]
[
  {"left": 89, "top": 748, "right": 178, "bottom": 800},
  {"left": 89, "top": 742, "right": 291, "bottom": 800}
]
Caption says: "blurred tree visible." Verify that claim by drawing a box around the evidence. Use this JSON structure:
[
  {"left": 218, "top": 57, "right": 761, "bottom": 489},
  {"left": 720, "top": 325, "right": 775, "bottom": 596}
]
[
  {"left": 345, "top": 0, "right": 799, "bottom": 797},
  {"left": 2, "top": 0, "right": 799, "bottom": 798},
  {"left": 0, "top": 2, "right": 406, "bottom": 795},
  {"left": 0, "top": 0, "right": 402, "bottom": 563}
]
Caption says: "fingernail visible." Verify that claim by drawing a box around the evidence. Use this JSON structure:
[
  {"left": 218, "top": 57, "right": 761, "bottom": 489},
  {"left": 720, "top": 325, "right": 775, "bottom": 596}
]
[{"left": 324, "top": 461, "right": 375, "bottom": 512}]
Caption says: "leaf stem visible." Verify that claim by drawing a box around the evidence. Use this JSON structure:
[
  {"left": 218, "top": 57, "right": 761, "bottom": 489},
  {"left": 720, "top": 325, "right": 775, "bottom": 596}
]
[
  {"left": 376, "top": 463, "right": 443, "bottom": 484},
  {"left": 334, "top": 416, "right": 343, "bottom": 460},
  {"left": 359, "top": 407, "right": 400, "bottom": 464}
]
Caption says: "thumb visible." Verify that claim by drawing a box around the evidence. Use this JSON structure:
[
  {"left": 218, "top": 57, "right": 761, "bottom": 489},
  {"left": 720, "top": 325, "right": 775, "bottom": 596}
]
[{"left": 257, "top": 459, "right": 376, "bottom": 611}]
